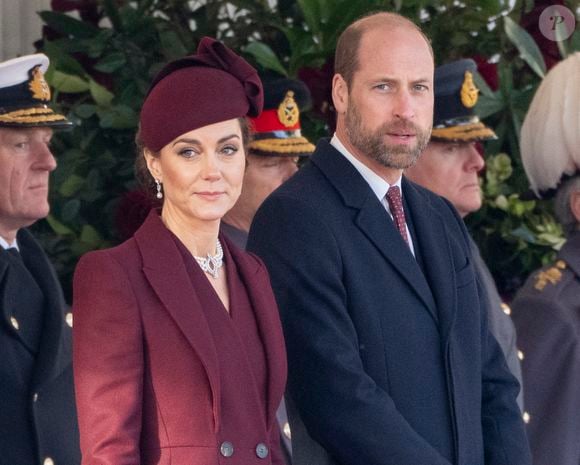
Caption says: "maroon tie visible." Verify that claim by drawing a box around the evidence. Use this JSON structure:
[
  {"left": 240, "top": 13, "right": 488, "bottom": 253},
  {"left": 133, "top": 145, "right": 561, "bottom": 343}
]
[{"left": 386, "top": 186, "right": 409, "bottom": 246}]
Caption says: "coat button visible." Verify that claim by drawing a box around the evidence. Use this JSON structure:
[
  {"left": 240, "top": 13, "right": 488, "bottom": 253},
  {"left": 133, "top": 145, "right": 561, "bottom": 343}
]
[
  {"left": 220, "top": 441, "right": 234, "bottom": 457},
  {"left": 43, "top": 457, "right": 54, "bottom": 465},
  {"left": 255, "top": 443, "right": 269, "bottom": 459},
  {"left": 65, "top": 312, "right": 73, "bottom": 328},
  {"left": 33, "top": 393, "right": 39, "bottom": 402},
  {"left": 10, "top": 316, "right": 19, "bottom": 330},
  {"left": 283, "top": 421, "right": 291, "bottom": 439}
]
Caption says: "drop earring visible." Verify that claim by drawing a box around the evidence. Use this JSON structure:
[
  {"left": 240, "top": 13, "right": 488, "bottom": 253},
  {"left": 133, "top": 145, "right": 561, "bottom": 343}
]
[{"left": 155, "top": 179, "right": 163, "bottom": 199}]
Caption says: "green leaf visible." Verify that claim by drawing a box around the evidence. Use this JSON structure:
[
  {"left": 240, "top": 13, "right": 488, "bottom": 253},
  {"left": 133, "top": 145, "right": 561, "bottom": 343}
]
[
  {"left": 570, "top": 29, "right": 580, "bottom": 52},
  {"left": 90, "top": 80, "right": 115, "bottom": 107},
  {"left": 59, "top": 174, "right": 85, "bottom": 197},
  {"left": 80, "top": 225, "right": 102, "bottom": 245},
  {"left": 46, "top": 214, "right": 75, "bottom": 236},
  {"left": 42, "top": 41, "right": 87, "bottom": 76},
  {"left": 473, "top": 70, "right": 494, "bottom": 97},
  {"left": 97, "top": 105, "right": 138, "bottom": 129},
  {"left": 38, "top": 11, "right": 99, "bottom": 39},
  {"left": 159, "top": 30, "right": 188, "bottom": 61},
  {"left": 297, "top": 0, "right": 321, "bottom": 35},
  {"left": 51, "top": 71, "right": 90, "bottom": 93},
  {"left": 244, "top": 42, "right": 288, "bottom": 76},
  {"left": 503, "top": 16, "right": 546, "bottom": 78},
  {"left": 94, "top": 53, "right": 127, "bottom": 73},
  {"left": 74, "top": 104, "right": 97, "bottom": 119},
  {"left": 475, "top": 94, "right": 505, "bottom": 119}
]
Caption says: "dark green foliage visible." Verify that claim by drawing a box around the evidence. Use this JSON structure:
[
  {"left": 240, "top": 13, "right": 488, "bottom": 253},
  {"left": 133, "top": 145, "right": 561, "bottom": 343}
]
[{"left": 34, "top": 0, "right": 578, "bottom": 299}]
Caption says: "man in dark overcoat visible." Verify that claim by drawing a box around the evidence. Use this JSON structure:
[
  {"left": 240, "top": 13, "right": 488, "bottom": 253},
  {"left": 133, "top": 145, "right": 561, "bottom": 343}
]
[
  {"left": 248, "top": 12, "right": 531, "bottom": 465},
  {"left": 0, "top": 53, "right": 80, "bottom": 465}
]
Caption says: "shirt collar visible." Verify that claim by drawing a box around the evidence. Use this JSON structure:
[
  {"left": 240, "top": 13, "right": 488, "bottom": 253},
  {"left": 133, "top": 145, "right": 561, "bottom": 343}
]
[
  {"left": 330, "top": 133, "right": 402, "bottom": 202},
  {"left": 0, "top": 234, "right": 19, "bottom": 251}
]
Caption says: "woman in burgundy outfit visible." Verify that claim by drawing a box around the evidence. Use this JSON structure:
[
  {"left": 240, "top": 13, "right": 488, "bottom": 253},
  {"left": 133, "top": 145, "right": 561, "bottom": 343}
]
[{"left": 72, "top": 37, "right": 287, "bottom": 465}]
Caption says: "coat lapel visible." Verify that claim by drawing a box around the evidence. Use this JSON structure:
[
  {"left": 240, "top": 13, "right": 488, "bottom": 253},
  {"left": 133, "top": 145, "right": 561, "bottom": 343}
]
[
  {"left": 135, "top": 211, "right": 221, "bottom": 432},
  {"left": 17, "top": 229, "right": 72, "bottom": 390},
  {"left": 228, "top": 242, "right": 287, "bottom": 430},
  {"left": 311, "top": 141, "right": 437, "bottom": 320},
  {"left": 402, "top": 179, "right": 458, "bottom": 343}
]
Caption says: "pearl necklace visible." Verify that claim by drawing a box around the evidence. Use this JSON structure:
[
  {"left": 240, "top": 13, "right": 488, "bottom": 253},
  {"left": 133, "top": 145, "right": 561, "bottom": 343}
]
[{"left": 194, "top": 239, "right": 223, "bottom": 279}]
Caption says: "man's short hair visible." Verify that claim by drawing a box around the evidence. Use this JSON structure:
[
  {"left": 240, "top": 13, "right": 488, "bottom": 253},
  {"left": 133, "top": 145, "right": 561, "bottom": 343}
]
[{"left": 334, "top": 12, "right": 433, "bottom": 88}]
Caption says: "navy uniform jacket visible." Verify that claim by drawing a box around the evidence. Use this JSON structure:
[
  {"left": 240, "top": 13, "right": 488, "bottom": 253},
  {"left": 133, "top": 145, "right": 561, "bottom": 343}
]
[
  {"left": 511, "top": 231, "right": 580, "bottom": 465},
  {"left": 248, "top": 140, "right": 531, "bottom": 465},
  {"left": 469, "top": 238, "right": 524, "bottom": 410},
  {"left": 0, "top": 228, "right": 80, "bottom": 465}
]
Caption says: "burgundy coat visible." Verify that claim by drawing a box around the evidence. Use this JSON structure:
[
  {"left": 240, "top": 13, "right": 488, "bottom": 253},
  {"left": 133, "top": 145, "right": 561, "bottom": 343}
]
[{"left": 72, "top": 212, "right": 287, "bottom": 465}]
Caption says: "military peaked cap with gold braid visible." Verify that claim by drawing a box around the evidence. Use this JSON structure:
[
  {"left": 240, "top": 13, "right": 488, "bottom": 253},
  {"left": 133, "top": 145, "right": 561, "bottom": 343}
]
[
  {"left": 431, "top": 59, "right": 496, "bottom": 143},
  {"left": 0, "top": 54, "right": 71, "bottom": 129},
  {"left": 249, "top": 75, "right": 315, "bottom": 157}
]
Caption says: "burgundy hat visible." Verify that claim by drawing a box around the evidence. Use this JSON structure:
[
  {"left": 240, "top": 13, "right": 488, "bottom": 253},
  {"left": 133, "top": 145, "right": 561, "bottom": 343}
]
[{"left": 140, "top": 37, "right": 263, "bottom": 152}]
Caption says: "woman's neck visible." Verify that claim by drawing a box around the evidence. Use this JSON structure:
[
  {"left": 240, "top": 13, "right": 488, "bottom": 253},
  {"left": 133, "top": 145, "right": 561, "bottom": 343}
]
[{"left": 161, "top": 207, "right": 220, "bottom": 257}]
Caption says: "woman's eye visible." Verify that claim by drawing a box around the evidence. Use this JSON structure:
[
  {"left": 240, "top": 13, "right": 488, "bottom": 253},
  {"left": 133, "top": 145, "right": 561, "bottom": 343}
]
[
  {"left": 178, "top": 148, "right": 197, "bottom": 158},
  {"left": 221, "top": 145, "right": 239, "bottom": 156}
]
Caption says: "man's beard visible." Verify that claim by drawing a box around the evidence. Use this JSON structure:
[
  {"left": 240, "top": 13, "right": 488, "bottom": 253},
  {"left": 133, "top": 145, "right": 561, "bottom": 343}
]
[{"left": 345, "top": 102, "right": 431, "bottom": 170}]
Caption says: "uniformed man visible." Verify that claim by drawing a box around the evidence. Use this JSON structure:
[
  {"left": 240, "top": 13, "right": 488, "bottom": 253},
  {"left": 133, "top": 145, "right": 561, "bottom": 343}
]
[
  {"left": 221, "top": 75, "right": 315, "bottom": 464},
  {"left": 510, "top": 52, "right": 580, "bottom": 465},
  {"left": 404, "top": 58, "right": 524, "bottom": 410},
  {"left": 0, "top": 54, "right": 80, "bottom": 465}
]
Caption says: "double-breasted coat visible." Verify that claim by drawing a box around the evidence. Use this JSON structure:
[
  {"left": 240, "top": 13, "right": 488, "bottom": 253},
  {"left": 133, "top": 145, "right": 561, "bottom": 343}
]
[
  {"left": 0, "top": 229, "right": 80, "bottom": 465},
  {"left": 248, "top": 140, "right": 531, "bottom": 465},
  {"left": 73, "top": 212, "right": 287, "bottom": 465}
]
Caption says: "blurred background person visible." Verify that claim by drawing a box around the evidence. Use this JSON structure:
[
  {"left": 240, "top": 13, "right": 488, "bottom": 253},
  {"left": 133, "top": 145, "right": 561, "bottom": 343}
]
[
  {"left": 222, "top": 75, "right": 315, "bottom": 249},
  {"left": 405, "top": 58, "right": 524, "bottom": 410},
  {"left": 0, "top": 53, "right": 80, "bottom": 465},
  {"left": 221, "top": 75, "right": 315, "bottom": 463},
  {"left": 72, "top": 37, "right": 287, "bottom": 465},
  {"left": 511, "top": 52, "right": 580, "bottom": 465}
]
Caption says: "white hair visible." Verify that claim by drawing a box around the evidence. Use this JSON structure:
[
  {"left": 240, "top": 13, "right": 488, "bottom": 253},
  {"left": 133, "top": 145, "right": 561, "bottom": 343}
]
[{"left": 520, "top": 53, "right": 580, "bottom": 195}]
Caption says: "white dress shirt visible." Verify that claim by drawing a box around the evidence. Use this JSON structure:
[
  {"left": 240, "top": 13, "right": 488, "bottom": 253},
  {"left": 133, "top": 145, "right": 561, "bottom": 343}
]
[{"left": 330, "top": 134, "right": 415, "bottom": 256}]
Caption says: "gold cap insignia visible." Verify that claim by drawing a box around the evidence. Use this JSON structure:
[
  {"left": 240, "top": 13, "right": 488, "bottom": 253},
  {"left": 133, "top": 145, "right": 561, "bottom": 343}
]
[
  {"left": 29, "top": 65, "right": 51, "bottom": 102},
  {"left": 460, "top": 71, "right": 478, "bottom": 108},
  {"left": 533, "top": 260, "right": 566, "bottom": 291},
  {"left": 277, "top": 90, "right": 300, "bottom": 128}
]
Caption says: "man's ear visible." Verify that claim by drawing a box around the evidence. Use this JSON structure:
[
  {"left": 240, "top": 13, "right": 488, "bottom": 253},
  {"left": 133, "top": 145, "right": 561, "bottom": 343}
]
[
  {"left": 332, "top": 74, "right": 349, "bottom": 115},
  {"left": 144, "top": 149, "right": 162, "bottom": 181},
  {"left": 570, "top": 189, "right": 580, "bottom": 223}
]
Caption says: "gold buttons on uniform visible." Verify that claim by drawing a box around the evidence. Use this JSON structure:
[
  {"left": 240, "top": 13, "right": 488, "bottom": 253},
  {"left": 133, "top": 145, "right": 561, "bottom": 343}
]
[
  {"left": 43, "top": 457, "right": 54, "bottom": 465},
  {"left": 10, "top": 316, "right": 19, "bottom": 330},
  {"left": 66, "top": 312, "right": 73, "bottom": 328},
  {"left": 523, "top": 411, "right": 530, "bottom": 424},
  {"left": 500, "top": 303, "right": 511, "bottom": 316},
  {"left": 517, "top": 350, "right": 525, "bottom": 361}
]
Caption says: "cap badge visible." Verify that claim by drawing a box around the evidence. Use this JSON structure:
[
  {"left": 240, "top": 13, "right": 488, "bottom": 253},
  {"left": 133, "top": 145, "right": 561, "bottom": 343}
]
[
  {"left": 277, "top": 90, "right": 300, "bottom": 128},
  {"left": 29, "top": 66, "right": 51, "bottom": 102},
  {"left": 460, "top": 71, "right": 478, "bottom": 108}
]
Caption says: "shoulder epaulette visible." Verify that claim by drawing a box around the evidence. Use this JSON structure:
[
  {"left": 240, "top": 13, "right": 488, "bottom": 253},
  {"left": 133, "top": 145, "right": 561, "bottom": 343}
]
[{"left": 533, "top": 260, "right": 567, "bottom": 291}]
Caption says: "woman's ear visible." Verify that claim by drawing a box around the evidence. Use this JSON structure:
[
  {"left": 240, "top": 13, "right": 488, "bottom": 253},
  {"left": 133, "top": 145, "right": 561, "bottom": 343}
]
[{"left": 144, "top": 149, "right": 162, "bottom": 181}]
